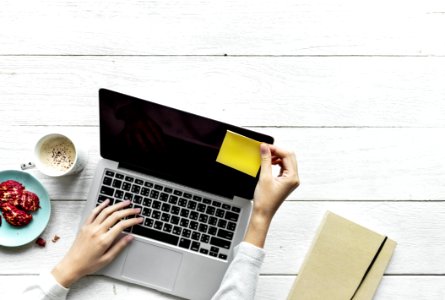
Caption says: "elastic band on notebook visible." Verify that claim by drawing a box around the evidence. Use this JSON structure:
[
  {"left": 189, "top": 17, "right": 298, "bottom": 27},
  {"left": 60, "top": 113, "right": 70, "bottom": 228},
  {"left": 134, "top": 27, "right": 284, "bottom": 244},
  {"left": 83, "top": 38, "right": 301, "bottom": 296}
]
[{"left": 350, "top": 236, "right": 388, "bottom": 300}]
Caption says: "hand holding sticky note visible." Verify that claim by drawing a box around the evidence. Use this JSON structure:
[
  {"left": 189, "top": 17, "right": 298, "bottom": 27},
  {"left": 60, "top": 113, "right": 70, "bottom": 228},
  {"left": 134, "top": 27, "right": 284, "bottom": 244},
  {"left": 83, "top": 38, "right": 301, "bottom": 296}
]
[{"left": 216, "top": 130, "right": 262, "bottom": 177}]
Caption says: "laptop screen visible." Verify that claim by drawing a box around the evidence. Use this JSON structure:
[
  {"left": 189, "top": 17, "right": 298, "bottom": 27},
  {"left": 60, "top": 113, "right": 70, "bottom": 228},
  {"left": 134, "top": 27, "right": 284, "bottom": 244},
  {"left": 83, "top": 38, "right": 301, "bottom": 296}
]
[{"left": 99, "top": 89, "right": 274, "bottom": 199}]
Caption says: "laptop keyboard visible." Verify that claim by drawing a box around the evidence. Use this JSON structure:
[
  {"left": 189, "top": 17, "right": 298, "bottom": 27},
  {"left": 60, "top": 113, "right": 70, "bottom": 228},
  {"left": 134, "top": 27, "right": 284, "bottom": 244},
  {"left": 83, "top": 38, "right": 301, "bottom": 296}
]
[{"left": 97, "top": 169, "right": 242, "bottom": 261}]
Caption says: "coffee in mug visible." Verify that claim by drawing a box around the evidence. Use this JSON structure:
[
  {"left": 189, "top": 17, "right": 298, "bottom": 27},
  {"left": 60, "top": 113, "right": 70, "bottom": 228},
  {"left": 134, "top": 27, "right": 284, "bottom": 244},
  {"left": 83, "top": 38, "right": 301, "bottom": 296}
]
[{"left": 31, "top": 133, "right": 87, "bottom": 177}]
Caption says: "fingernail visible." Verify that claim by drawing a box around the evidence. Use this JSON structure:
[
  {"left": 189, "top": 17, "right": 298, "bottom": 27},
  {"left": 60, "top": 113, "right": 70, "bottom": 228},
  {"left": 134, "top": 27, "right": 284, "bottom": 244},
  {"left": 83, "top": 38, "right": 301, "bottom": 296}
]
[
  {"left": 138, "top": 217, "right": 144, "bottom": 223},
  {"left": 260, "top": 144, "right": 268, "bottom": 155}
]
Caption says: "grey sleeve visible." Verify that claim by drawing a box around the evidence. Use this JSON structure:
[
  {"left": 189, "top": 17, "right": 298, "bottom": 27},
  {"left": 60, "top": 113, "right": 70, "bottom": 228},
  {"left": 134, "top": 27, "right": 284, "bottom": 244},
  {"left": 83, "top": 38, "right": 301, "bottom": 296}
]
[{"left": 211, "top": 242, "right": 266, "bottom": 300}]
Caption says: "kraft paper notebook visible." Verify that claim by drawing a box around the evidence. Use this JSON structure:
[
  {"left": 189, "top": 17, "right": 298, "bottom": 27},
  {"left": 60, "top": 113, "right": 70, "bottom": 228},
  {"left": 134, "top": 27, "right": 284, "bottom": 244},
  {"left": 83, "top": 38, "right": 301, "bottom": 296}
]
[{"left": 288, "top": 211, "right": 397, "bottom": 300}]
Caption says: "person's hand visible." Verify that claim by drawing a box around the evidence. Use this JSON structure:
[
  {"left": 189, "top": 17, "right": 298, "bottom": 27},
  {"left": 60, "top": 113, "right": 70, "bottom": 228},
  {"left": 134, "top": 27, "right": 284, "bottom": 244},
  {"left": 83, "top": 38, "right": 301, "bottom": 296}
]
[
  {"left": 51, "top": 200, "right": 143, "bottom": 288},
  {"left": 244, "top": 144, "right": 299, "bottom": 248}
]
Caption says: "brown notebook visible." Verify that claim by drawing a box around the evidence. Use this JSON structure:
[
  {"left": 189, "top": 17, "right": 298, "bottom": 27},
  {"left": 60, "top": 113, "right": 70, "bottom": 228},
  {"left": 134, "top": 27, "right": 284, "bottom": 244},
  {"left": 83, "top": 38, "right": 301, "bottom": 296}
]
[{"left": 288, "top": 211, "right": 396, "bottom": 300}]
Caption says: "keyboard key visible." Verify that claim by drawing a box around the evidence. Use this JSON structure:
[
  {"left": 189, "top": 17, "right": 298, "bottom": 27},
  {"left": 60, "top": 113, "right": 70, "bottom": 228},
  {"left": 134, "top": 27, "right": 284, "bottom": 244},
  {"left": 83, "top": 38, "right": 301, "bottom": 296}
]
[
  {"left": 152, "top": 200, "right": 161, "bottom": 210},
  {"left": 142, "top": 208, "right": 152, "bottom": 217},
  {"left": 160, "top": 193, "right": 169, "bottom": 201},
  {"left": 135, "top": 179, "right": 144, "bottom": 185},
  {"left": 209, "top": 252, "right": 218, "bottom": 257},
  {"left": 144, "top": 218, "right": 154, "bottom": 227},
  {"left": 112, "top": 179, "right": 122, "bottom": 189},
  {"left": 197, "top": 204, "right": 206, "bottom": 212},
  {"left": 122, "top": 182, "right": 131, "bottom": 191},
  {"left": 198, "top": 224, "right": 208, "bottom": 233},
  {"left": 178, "top": 198, "right": 187, "bottom": 207},
  {"left": 131, "top": 185, "right": 141, "bottom": 194},
  {"left": 150, "top": 190, "right": 160, "bottom": 199},
  {"left": 225, "top": 211, "right": 239, "bottom": 222},
  {"left": 200, "top": 248, "right": 209, "bottom": 254},
  {"left": 217, "top": 229, "right": 234, "bottom": 240},
  {"left": 124, "top": 193, "right": 133, "bottom": 201},
  {"left": 232, "top": 206, "right": 241, "bottom": 213},
  {"left": 133, "top": 195, "right": 143, "bottom": 204},
  {"left": 115, "top": 173, "right": 125, "bottom": 179},
  {"left": 189, "top": 211, "right": 199, "bottom": 220},
  {"left": 227, "top": 222, "right": 237, "bottom": 231},
  {"left": 143, "top": 198, "right": 152, "bottom": 207},
  {"left": 170, "top": 216, "right": 180, "bottom": 225},
  {"left": 179, "top": 238, "right": 191, "bottom": 249},
  {"left": 191, "top": 241, "right": 200, "bottom": 251},
  {"left": 152, "top": 211, "right": 161, "bottom": 220},
  {"left": 144, "top": 181, "right": 154, "bottom": 188},
  {"left": 132, "top": 225, "right": 179, "bottom": 246},
  {"left": 203, "top": 198, "right": 212, "bottom": 204},
  {"left": 199, "top": 214, "right": 208, "bottom": 223},
  {"left": 208, "top": 217, "right": 218, "bottom": 226},
  {"left": 182, "top": 228, "right": 191, "bottom": 238},
  {"left": 171, "top": 206, "right": 180, "bottom": 215},
  {"left": 114, "top": 190, "right": 124, "bottom": 199},
  {"left": 100, "top": 186, "right": 114, "bottom": 196},
  {"left": 172, "top": 226, "right": 182, "bottom": 235},
  {"left": 168, "top": 195, "right": 178, "bottom": 204},
  {"left": 180, "top": 208, "right": 190, "bottom": 218},
  {"left": 192, "top": 231, "right": 201, "bottom": 241},
  {"left": 201, "top": 234, "right": 210, "bottom": 243},
  {"left": 154, "top": 184, "right": 163, "bottom": 191},
  {"left": 187, "top": 200, "right": 197, "bottom": 210},
  {"left": 161, "top": 213, "right": 170, "bottom": 222},
  {"left": 154, "top": 221, "right": 163, "bottom": 230},
  {"left": 161, "top": 203, "right": 171, "bottom": 212},
  {"left": 105, "top": 170, "right": 115, "bottom": 177},
  {"left": 206, "top": 206, "right": 216, "bottom": 215},
  {"left": 97, "top": 195, "right": 109, "bottom": 203},
  {"left": 210, "top": 237, "right": 231, "bottom": 249},
  {"left": 183, "top": 193, "right": 192, "bottom": 199},
  {"left": 125, "top": 176, "right": 134, "bottom": 183},
  {"left": 173, "top": 190, "right": 183, "bottom": 196},
  {"left": 208, "top": 226, "right": 217, "bottom": 236},
  {"left": 218, "top": 219, "right": 227, "bottom": 229},
  {"left": 189, "top": 221, "right": 198, "bottom": 230},
  {"left": 222, "top": 204, "right": 231, "bottom": 210},
  {"left": 103, "top": 176, "right": 113, "bottom": 186},
  {"left": 163, "top": 223, "right": 172, "bottom": 233},
  {"left": 218, "top": 254, "right": 228, "bottom": 260},
  {"left": 164, "top": 187, "right": 173, "bottom": 193},
  {"left": 210, "top": 246, "right": 219, "bottom": 253},
  {"left": 180, "top": 218, "right": 189, "bottom": 228},
  {"left": 141, "top": 187, "right": 150, "bottom": 196},
  {"left": 193, "top": 195, "right": 202, "bottom": 202},
  {"left": 215, "top": 209, "right": 224, "bottom": 218},
  {"left": 212, "top": 201, "right": 221, "bottom": 208}
]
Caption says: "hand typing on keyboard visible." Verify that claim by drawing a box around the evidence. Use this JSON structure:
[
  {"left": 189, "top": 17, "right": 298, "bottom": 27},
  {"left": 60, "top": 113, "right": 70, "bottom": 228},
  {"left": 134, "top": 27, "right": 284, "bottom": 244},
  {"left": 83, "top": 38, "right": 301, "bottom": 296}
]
[
  {"left": 51, "top": 199, "right": 143, "bottom": 288},
  {"left": 243, "top": 143, "right": 300, "bottom": 248}
]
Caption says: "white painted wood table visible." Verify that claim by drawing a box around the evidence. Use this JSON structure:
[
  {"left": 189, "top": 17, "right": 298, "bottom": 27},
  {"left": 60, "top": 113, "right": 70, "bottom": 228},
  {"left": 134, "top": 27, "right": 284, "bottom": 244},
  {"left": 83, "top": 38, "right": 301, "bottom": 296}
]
[{"left": 1, "top": 0, "right": 445, "bottom": 299}]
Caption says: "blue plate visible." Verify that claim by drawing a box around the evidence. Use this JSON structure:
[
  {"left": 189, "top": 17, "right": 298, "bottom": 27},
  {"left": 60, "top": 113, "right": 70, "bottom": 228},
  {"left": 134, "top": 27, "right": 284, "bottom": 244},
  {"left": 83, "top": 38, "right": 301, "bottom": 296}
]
[{"left": 0, "top": 170, "right": 51, "bottom": 247}]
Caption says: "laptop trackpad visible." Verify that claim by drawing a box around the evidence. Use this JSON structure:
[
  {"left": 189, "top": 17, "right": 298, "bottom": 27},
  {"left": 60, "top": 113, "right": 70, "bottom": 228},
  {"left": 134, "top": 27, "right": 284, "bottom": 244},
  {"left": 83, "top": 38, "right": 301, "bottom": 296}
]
[{"left": 121, "top": 240, "right": 183, "bottom": 291}]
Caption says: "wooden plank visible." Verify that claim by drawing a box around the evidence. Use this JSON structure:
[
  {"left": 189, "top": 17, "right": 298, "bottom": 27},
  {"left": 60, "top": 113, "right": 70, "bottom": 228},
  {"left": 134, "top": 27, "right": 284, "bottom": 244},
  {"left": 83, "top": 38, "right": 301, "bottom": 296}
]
[
  {"left": 1, "top": 57, "right": 445, "bottom": 127},
  {"left": 0, "top": 126, "right": 444, "bottom": 201},
  {"left": 1, "top": 0, "right": 445, "bottom": 55},
  {"left": 2, "top": 275, "right": 445, "bottom": 299},
  {"left": 1, "top": 201, "right": 445, "bottom": 274}
]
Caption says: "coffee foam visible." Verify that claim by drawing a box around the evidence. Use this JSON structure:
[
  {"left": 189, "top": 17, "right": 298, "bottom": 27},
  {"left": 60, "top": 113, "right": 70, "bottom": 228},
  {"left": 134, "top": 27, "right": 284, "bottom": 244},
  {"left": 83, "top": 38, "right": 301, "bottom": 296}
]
[{"left": 38, "top": 136, "right": 76, "bottom": 174}]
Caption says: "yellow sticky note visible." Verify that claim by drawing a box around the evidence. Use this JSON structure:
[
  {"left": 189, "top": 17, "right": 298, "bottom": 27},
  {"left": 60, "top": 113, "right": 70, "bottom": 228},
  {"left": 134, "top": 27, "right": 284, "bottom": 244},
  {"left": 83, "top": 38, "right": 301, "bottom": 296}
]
[{"left": 216, "top": 130, "right": 262, "bottom": 177}]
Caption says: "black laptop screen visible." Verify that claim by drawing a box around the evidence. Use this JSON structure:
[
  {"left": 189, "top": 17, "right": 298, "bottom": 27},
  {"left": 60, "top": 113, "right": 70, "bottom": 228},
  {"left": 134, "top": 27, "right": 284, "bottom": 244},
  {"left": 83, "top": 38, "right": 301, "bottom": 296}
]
[{"left": 99, "top": 89, "right": 274, "bottom": 199}]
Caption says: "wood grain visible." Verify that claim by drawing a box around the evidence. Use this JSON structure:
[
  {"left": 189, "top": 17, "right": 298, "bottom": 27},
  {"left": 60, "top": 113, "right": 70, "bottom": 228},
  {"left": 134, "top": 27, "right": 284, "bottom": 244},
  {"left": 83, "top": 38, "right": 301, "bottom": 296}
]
[
  {"left": 1, "top": 57, "right": 445, "bottom": 127},
  {"left": 1, "top": 200, "right": 444, "bottom": 274},
  {"left": 1, "top": 0, "right": 445, "bottom": 55}
]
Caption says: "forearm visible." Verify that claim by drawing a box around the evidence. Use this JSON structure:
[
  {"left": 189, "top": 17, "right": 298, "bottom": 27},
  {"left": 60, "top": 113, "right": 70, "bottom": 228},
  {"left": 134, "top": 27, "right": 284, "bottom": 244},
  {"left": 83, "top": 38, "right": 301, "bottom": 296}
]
[{"left": 243, "top": 210, "right": 273, "bottom": 248}]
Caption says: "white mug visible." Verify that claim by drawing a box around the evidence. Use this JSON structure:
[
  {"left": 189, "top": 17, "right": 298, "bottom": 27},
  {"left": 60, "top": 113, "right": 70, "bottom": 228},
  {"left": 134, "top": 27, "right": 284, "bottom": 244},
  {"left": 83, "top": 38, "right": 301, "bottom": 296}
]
[{"left": 22, "top": 133, "right": 88, "bottom": 177}]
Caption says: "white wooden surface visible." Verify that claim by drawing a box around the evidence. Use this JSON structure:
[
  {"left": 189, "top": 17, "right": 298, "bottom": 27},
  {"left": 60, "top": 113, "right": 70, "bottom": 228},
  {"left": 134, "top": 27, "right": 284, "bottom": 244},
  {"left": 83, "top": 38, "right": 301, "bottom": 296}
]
[{"left": 1, "top": 0, "right": 445, "bottom": 299}]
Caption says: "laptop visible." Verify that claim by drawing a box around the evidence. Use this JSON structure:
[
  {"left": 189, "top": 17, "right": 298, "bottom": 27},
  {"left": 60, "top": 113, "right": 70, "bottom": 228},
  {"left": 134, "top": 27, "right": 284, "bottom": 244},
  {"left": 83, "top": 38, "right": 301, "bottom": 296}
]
[{"left": 80, "top": 89, "right": 274, "bottom": 300}]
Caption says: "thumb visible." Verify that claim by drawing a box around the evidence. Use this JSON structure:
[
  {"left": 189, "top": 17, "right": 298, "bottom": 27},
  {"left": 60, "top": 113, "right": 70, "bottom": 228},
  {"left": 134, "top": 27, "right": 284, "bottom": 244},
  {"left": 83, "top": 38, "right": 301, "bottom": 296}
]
[{"left": 259, "top": 143, "right": 272, "bottom": 178}]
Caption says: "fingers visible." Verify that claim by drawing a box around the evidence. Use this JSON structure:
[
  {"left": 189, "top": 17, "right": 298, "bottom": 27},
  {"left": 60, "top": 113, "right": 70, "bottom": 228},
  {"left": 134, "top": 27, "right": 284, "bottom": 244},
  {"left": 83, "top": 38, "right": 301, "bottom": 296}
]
[
  {"left": 100, "top": 207, "right": 141, "bottom": 231},
  {"left": 93, "top": 200, "right": 132, "bottom": 225},
  {"left": 100, "top": 234, "right": 135, "bottom": 266},
  {"left": 259, "top": 143, "right": 272, "bottom": 178},
  {"left": 85, "top": 199, "right": 110, "bottom": 224},
  {"left": 106, "top": 216, "right": 143, "bottom": 241}
]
